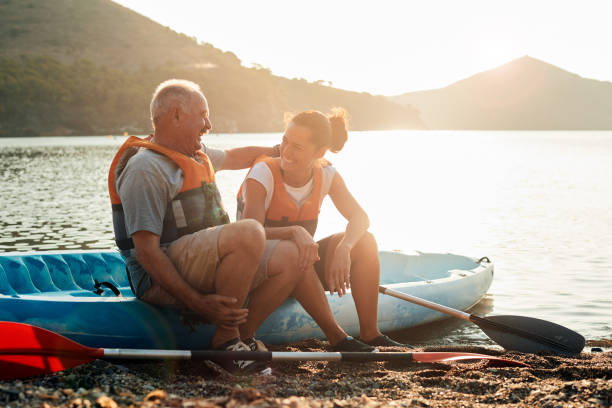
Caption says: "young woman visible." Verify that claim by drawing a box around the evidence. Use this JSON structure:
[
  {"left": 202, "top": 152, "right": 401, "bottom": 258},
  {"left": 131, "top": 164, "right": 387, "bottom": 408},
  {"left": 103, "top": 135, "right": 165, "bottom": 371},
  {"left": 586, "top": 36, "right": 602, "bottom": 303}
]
[{"left": 237, "top": 109, "right": 407, "bottom": 350}]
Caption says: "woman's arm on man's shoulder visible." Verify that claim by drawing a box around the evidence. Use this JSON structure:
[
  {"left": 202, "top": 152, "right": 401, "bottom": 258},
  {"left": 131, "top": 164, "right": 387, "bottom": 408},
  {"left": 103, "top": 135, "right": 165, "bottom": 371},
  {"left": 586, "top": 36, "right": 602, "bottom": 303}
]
[{"left": 210, "top": 145, "right": 279, "bottom": 171}]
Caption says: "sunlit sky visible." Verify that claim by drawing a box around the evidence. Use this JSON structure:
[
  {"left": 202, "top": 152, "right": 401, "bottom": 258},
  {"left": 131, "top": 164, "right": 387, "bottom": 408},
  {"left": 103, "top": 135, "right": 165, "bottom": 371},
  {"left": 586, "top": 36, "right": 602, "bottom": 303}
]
[{"left": 113, "top": 0, "right": 612, "bottom": 95}]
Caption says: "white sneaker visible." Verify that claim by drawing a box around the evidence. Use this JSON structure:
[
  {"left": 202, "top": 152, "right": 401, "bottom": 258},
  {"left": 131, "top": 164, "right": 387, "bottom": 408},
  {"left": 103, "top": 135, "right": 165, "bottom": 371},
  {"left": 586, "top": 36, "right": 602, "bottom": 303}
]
[
  {"left": 244, "top": 337, "right": 268, "bottom": 352},
  {"left": 214, "top": 339, "right": 269, "bottom": 374}
]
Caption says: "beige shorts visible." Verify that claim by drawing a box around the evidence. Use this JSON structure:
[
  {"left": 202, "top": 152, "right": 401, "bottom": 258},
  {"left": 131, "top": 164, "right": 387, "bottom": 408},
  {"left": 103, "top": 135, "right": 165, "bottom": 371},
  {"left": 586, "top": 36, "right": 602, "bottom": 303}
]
[
  {"left": 141, "top": 227, "right": 278, "bottom": 307},
  {"left": 255, "top": 239, "right": 280, "bottom": 287}
]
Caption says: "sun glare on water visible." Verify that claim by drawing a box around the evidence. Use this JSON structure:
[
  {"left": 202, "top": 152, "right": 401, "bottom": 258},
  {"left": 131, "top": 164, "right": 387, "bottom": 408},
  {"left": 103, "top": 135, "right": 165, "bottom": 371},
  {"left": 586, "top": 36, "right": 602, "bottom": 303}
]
[{"left": 315, "top": 131, "right": 502, "bottom": 255}]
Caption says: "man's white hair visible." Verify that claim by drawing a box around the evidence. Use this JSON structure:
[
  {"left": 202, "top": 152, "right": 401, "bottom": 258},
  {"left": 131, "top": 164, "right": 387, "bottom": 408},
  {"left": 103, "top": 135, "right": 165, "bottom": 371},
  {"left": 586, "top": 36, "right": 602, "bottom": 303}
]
[{"left": 150, "top": 79, "right": 204, "bottom": 125}]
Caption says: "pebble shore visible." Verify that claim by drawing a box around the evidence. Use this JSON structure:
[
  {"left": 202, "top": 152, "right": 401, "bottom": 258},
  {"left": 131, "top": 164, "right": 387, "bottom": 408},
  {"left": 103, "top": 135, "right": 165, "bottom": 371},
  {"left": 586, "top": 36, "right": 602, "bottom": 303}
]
[{"left": 1, "top": 340, "right": 610, "bottom": 408}]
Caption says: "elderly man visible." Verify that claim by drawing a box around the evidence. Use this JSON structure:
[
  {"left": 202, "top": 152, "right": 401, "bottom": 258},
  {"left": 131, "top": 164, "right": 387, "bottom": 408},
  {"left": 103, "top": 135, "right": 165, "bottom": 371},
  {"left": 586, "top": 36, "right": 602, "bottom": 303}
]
[{"left": 108, "top": 79, "right": 301, "bottom": 373}]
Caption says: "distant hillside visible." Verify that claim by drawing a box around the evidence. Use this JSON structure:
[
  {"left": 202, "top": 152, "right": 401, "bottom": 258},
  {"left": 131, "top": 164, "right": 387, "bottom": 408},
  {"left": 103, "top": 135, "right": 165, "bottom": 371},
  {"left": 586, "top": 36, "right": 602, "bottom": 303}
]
[
  {"left": 0, "top": 0, "right": 242, "bottom": 70},
  {"left": 0, "top": 0, "right": 423, "bottom": 136},
  {"left": 391, "top": 56, "right": 612, "bottom": 130}
]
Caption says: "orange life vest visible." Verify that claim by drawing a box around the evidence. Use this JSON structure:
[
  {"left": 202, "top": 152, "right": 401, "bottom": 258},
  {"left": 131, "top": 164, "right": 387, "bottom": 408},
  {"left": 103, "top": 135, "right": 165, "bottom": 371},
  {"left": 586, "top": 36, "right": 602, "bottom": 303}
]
[
  {"left": 108, "top": 136, "right": 229, "bottom": 250},
  {"left": 237, "top": 156, "right": 323, "bottom": 236}
]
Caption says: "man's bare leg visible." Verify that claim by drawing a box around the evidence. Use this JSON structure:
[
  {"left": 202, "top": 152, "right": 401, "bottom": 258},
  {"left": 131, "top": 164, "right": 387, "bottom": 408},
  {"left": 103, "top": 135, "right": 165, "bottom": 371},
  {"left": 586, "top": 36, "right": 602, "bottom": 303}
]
[
  {"left": 239, "top": 240, "right": 302, "bottom": 340},
  {"left": 212, "top": 219, "right": 265, "bottom": 348}
]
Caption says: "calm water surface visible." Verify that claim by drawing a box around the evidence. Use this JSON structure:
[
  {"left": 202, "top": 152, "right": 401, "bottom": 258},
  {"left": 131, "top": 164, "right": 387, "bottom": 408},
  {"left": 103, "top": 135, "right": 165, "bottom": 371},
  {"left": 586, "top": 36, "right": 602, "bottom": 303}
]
[{"left": 1, "top": 131, "right": 610, "bottom": 345}]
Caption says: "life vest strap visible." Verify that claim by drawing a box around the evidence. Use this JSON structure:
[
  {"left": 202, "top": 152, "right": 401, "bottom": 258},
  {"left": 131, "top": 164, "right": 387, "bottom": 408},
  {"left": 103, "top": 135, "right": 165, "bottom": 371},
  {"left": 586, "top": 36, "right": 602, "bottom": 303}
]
[
  {"left": 125, "top": 266, "right": 137, "bottom": 297},
  {"left": 116, "top": 237, "right": 134, "bottom": 251}
]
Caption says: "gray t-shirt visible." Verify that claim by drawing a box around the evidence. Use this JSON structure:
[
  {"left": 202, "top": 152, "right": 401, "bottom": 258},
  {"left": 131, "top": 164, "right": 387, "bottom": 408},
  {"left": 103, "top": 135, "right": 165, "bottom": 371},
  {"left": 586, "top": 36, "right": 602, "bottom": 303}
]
[{"left": 116, "top": 144, "right": 225, "bottom": 296}]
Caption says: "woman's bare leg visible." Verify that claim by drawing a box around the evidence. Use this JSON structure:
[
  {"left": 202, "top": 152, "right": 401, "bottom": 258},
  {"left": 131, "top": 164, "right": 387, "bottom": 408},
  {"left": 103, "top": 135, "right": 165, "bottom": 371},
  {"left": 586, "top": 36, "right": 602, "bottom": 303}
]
[
  {"left": 323, "top": 232, "right": 382, "bottom": 342},
  {"left": 292, "top": 266, "right": 347, "bottom": 345}
]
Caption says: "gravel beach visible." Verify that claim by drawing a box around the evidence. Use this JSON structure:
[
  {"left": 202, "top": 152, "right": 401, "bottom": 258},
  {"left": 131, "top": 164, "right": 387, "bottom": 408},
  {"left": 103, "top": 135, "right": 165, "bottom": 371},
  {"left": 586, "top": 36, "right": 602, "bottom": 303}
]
[{"left": 1, "top": 340, "right": 610, "bottom": 408}]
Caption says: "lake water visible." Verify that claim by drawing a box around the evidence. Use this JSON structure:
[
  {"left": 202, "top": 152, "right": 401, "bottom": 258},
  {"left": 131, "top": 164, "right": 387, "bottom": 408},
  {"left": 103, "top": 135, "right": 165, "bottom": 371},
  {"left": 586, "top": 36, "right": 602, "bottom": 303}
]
[{"left": 1, "top": 131, "right": 610, "bottom": 347}]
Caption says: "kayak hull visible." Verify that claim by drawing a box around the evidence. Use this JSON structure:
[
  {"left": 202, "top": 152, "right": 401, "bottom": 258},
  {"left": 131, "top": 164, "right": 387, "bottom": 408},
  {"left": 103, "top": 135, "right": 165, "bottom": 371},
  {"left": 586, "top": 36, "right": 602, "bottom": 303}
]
[{"left": 0, "top": 250, "right": 493, "bottom": 348}]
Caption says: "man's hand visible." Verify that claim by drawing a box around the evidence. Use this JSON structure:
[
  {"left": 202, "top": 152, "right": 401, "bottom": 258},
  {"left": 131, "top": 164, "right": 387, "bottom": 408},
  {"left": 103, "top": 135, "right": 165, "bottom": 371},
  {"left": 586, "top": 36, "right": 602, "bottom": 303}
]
[
  {"left": 326, "top": 243, "right": 351, "bottom": 297},
  {"left": 291, "top": 226, "right": 320, "bottom": 272},
  {"left": 192, "top": 294, "right": 249, "bottom": 329},
  {"left": 133, "top": 231, "right": 247, "bottom": 329}
]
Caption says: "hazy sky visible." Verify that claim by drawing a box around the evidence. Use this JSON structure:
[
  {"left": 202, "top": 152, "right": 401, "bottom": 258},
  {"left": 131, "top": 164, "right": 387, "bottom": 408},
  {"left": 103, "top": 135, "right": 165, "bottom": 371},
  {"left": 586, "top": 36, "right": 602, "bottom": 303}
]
[{"left": 113, "top": 0, "right": 612, "bottom": 95}]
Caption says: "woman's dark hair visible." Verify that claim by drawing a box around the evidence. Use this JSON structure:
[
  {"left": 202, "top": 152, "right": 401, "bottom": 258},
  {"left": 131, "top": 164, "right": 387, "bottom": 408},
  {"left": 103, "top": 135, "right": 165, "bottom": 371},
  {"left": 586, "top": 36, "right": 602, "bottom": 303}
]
[{"left": 288, "top": 108, "right": 348, "bottom": 153}]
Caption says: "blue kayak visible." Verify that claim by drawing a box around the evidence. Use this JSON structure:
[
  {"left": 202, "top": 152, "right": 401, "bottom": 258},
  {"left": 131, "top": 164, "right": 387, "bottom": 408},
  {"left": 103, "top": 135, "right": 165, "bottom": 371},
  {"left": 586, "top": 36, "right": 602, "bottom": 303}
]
[{"left": 0, "top": 250, "right": 493, "bottom": 349}]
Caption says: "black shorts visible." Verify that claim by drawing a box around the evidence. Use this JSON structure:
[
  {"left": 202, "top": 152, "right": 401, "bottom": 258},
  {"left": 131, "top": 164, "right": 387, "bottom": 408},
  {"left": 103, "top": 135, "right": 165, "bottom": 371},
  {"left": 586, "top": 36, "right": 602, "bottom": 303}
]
[{"left": 313, "top": 233, "right": 342, "bottom": 290}]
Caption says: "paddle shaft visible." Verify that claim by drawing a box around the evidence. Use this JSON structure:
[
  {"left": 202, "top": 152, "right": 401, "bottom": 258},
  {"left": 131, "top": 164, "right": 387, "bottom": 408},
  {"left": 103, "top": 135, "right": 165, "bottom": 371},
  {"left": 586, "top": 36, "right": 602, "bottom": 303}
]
[
  {"left": 101, "top": 350, "right": 525, "bottom": 365},
  {"left": 379, "top": 286, "right": 472, "bottom": 321},
  {"left": 101, "top": 350, "right": 415, "bottom": 362},
  {"left": 0, "top": 348, "right": 526, "bottom": 365},
  {"left": 2, "top": 348, "right": 412, "bottom": 362}
]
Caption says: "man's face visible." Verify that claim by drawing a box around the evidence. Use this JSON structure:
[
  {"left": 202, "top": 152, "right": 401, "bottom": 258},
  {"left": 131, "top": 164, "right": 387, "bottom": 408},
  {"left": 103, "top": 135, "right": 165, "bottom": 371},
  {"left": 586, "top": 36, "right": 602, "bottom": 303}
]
[{"left": 175, "top": 94, "right": 211, "bottom": 156}]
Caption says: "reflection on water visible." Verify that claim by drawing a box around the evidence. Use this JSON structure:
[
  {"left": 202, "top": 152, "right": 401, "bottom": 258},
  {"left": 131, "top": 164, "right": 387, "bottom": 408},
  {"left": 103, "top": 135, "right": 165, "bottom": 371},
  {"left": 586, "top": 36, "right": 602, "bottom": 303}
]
[
  {"left": 1, "top": 132, "right": 611, "bottom": 343},
  {"left": 0, "top": 145, "right": 118, "bottom": 251}
]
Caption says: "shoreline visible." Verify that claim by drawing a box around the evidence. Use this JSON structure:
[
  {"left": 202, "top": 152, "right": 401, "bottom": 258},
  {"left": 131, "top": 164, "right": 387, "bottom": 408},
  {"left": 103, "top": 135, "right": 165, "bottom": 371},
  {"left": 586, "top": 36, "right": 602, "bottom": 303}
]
[{"left": 1, "top": 341, "right": 610, "bottom": 407}]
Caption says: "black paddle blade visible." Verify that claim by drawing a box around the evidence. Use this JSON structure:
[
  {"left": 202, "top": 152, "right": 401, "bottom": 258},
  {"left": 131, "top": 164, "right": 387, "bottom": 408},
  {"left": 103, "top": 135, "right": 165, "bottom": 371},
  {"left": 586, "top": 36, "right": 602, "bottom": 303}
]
[{"left": 471, "top": 315, "right": 585, "bottom": 355}]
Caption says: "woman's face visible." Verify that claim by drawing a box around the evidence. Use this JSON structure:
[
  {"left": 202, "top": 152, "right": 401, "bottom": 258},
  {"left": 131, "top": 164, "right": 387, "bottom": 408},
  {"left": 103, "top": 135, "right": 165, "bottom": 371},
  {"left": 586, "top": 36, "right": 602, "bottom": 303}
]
[{"left": 279, "top": 124, "right": 324, "bottom": 173}]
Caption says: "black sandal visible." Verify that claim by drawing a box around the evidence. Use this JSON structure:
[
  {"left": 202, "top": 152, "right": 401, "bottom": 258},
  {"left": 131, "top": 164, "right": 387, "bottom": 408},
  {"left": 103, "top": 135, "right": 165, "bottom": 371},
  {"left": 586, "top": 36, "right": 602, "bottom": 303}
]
[
  {"left": 361, "top": 334, "right": 412, "bottom": 348},
  {"left": 330, "top": 336, "right": 377, "bottom": 352}
]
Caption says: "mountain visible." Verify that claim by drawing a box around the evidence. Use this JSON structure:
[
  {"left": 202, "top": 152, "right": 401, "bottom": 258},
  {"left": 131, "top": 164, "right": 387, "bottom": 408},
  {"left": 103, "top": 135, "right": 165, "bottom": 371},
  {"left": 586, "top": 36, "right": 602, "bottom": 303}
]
[
  {"left": 0, "top": 0, "right": 423, "bottom": 136},
  {"left": 0, "top": 0, "right": 242, "bottom": 70},
  {"left": 391, "top": 56, "right": 612, "bottom": 130}
]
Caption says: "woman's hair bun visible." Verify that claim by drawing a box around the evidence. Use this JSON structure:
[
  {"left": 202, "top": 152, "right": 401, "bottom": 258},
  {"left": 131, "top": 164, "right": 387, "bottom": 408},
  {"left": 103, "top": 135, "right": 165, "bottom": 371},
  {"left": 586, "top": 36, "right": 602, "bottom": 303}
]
[
  {"left": 286, "top": 108, "right": 349, "bottom": 153},
  {"left": 328, "top": 107, "right": 348, "bottom": 153}
]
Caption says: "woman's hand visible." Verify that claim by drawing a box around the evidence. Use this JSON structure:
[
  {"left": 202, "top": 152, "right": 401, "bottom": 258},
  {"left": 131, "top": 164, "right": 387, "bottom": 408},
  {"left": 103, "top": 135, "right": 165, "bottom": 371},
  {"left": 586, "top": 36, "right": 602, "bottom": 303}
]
[
  {"left": 326, "top": 243, "right": 352, "bottom": 297},
  {"left": 291, "top": 226, "right": 320, "bottom": 272}
]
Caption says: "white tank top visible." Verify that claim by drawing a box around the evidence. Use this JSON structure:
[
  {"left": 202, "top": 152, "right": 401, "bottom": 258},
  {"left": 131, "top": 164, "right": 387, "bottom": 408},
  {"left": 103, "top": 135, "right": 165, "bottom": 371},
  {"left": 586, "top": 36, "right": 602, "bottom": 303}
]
[{"left": 243, "top": 161, "right": 336, "bottom": 210}]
